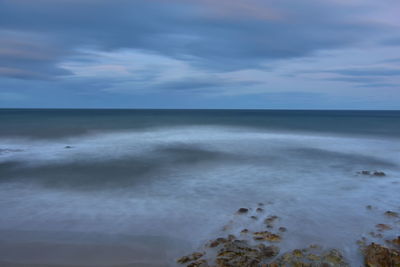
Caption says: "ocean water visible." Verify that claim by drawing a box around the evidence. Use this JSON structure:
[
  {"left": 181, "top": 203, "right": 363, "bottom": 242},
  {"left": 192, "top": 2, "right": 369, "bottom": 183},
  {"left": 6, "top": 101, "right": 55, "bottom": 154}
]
[{"left": 0, "top": 109, "right": 399, "bottom": 266}]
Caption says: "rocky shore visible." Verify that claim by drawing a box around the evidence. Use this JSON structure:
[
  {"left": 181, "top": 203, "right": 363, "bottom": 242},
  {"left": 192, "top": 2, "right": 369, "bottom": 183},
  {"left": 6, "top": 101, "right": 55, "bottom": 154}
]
[{"left": 177, "top": 172, "right": 400, "bottom": 267}]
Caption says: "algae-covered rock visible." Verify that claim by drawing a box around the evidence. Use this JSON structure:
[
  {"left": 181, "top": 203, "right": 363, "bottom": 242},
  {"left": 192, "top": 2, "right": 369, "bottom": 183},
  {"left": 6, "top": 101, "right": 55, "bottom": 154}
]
[
  {"left": 385, "top": 211, "right": 399, "bottom": 218},
  {"left": 253, "top": 231, "right": 281, "bottom": 242},
  {"left": 364, "top": 242, "right": 400, "bottom": 267},
  {"left": 177, "top": 252, "right": 205, "bottom": 264}
]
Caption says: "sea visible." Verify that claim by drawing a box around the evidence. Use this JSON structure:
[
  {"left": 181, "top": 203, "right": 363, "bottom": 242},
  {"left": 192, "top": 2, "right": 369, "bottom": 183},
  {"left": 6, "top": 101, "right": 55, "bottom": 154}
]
[{"left": 0, "top": 109, "right": 399, "bottom": 266}]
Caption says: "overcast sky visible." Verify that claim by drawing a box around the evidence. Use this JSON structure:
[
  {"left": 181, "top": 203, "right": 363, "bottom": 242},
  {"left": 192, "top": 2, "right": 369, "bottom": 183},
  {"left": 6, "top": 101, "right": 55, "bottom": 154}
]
[{"left": 0, "top": 0, "right": 399, "bottom": 109}]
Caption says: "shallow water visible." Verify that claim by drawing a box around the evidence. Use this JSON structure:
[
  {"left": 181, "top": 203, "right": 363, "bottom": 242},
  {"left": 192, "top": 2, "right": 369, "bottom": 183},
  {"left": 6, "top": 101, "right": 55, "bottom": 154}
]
[{"left": 0, "top": 109, "right": 399, "bottom": 266}]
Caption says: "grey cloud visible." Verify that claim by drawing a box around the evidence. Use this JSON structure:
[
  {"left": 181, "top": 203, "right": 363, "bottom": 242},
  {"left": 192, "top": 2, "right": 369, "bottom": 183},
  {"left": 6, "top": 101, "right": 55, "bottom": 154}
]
[{"left": 0, "top": 0, "right": 391, "bottom": 79}]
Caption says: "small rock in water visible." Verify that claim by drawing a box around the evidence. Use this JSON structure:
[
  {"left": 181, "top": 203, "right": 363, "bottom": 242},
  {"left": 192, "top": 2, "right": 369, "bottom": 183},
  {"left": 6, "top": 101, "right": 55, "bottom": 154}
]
[
  {"left": 250, "top": 216, "right": 258, "bottom": 220},
  {"left": 256, "top": 207, "right": 264, "bottom": 212},
  {"left": 373, "top": 171, "right": 386, "bottom": 177},
  {"left": 258, "top": 202, "right": 264, "bottom": 206},
  {"left": 237, "top": 208, "right": 249, "bottom": 214},
  {"left": 376, "top": 224, "right": 392, "bottom": 231},
  {"left": 366, "top": 205, "right": 373, "bottom": 210},
  {"left": 64, "top": 146, "right": 73, "bottom": 149},
  {"left": 240, "top": 229, "right": 249, "bottom": 234},
  {"left": 278, "top": 227, "right": 287, "bottom": 232},
  {"left": 385, "top": 210, "right": 399, "bottom": 218},
  {"left": 358, "top": 170, "right": 371, "bottom": 175},
  {"left": 253, "top": 231, "right": 281, "bottom": 242}
]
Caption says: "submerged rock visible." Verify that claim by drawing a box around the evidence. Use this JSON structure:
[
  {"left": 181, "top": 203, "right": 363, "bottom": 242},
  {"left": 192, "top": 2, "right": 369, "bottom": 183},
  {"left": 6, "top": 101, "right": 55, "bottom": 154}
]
[
  {"left": 364, "top": 243, "right": 400, "bottom": 267},
  {"left": 385, "top": 211, "right": 399, "bottom": 218},
  {"left": 373, "top": 171, "right": 386, "bottom": 177},
  {"left": 253, "top": 231, "right": 281, "bottom": 242},
  {"left": 64, "top": 145, "right": 73, "bottom": 149},
  {"left": 376, "top": 224, "right": 392, "bottom": 231},
  {"left": 278, "top": 227, "right": 287, "bottom": 232},
  {"left": 237, "top": 208, "right": 249, "bottom": 214},
  {"left": 264, "top": 215, "right": 279, "bottom": 228}
]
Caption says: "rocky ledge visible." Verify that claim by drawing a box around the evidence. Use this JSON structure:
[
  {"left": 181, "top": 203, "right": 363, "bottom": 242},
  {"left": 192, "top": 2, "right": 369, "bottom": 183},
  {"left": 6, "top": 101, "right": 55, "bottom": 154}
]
[{"left": 177, "top": 203, "right": 400, "bottom": 267}]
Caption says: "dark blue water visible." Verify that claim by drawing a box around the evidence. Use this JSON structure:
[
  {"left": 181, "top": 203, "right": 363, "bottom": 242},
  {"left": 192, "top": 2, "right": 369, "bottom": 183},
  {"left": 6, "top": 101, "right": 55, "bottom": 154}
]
[
  {"left": 1, "top": 109, "right": 400, "bottom": 138},
  {"left": 0, "top": 109, "right": 399, "bottom": 266}
]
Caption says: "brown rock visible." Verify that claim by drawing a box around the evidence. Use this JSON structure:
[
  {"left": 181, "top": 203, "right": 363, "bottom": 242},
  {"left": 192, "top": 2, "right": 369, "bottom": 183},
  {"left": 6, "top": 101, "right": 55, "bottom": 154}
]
[
  {"left": 376, "top": 224, "right": 393, "bottom": 231},
  {"left": 253, "top": 231, "right": 281, "bottom": 242},
  {"left": 364, "top": 242, "right": 400, "bottom": 267},
  {"left": 385, "top": 211, "right": 399, "bottom": 218}
]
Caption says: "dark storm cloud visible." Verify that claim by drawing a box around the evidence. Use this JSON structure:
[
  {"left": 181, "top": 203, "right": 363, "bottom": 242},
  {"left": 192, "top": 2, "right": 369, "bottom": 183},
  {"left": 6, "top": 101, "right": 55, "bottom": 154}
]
[{"left": 0, "top": 0, "right": 389, "bottom": 80}]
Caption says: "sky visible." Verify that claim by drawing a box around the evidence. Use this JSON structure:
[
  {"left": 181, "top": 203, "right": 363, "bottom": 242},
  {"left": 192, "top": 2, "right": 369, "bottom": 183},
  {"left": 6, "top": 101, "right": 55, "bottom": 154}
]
[{"left": 0, "top": 0, "right": 399, "bottom": 109}]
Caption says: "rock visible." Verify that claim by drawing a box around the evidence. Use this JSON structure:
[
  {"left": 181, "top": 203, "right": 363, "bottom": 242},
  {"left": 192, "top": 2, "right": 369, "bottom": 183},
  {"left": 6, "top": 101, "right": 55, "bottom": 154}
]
[
  {"left": 253, "top": 231, "right": 281, "bottom": 242},
  {"left": 256, "top": 207, "right": 264, "bottom": 212},
  {"left": 373, "top": 171, "right": 386, "bottom": 177},
  {"left": 269, "top": 247, "right": 348, "bottom": 267},
  {"left": 215, "top": 239, "right": 278, "bottom": 267},
  {"left": 366, "top": 205, "right": 373, "bottom": 210},
  {"left": 258, "top": 203, "right": 264, "bottom": 206},
  {"left": 364, "top": 242, "right": 400, "bottom": 267},
  {"left": 385, "top": 211, "right": 399, "bottom": 218},
  {"left": 322, "top": 249, "right": 345, "bottom": 265},
  {"left": 237, "top": 208, "right": 249, "bottom": 214},
  {"left": 359, "top": 170, "right": 371, "bottom": 175},
  {"left": 369, "top": 232, "right": 383, "bottom": 238},
  {"left": 278, "top": 227, "right": 287, "bottom": 232},
  {"left": 177, "top": 252, "right": 204, "bottom": 264},
  {"left": 187, "top": 259, "right": 209, "bottom": 267},
  {"left": 264, "top": 215, "right": 279, "bottom": 228},
  {"left": 386, "top": 236, "right": 400, "bottom": 247},
  {"left": 64, "top": 146, "right": 72, "bottom": 149},
  {"left": 376, "top": 224, "right": 392, "bottom": 231},
  {"left": 240, "top": 229, "right": 249, "bottom": 234},
  {"left": 250, "top": 216, "right": 258, "bottom": 220}
]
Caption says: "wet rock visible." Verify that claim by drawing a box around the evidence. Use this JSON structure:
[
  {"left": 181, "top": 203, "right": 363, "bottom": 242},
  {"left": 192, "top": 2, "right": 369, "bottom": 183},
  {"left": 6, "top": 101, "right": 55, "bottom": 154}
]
[
  {"left": 364, "top": 242, "right": 400, "bottom": 267},
  {"left": 269, "top": 247, "right": 348, "bottom": 267},
  {"left": 237, "top": 208, "right": 249, "bottom": 214},
  {"left": 278, "top": 227, "right": 287, "bottom": 232},
  {"left": 256, "top": 207, "right": 264, "bottom": 212},
  {"left": 373, "top": 171, "right": 386, "bottom": 177},
  {"left": 386, "top": 236, "right": 400, "bottom": 247},
  {"left": 358, "top": 170, "right": 371, "bottom": 175},
  {"left": 253, "top": 231, "right": 281, "bottom": 242},
  {"left": 187, "top": 259, "right": 209, "bottom": 267},
  {"left": 240, "top": 229, "right": 249, "bottom": 234},
  {"left": 177, "top": 252, "right": 204, "bottom": 264},
  {"left": 322, "top": 249, "right": 345, "bottom": 265},
  {"left": 250, "top": 216, "right": 258, "bottom": 220},
  {"left": 376, "top": 224, "right": 392, "bottom": 231},
  {"left": 385, "top": 211, "right": 399, "bottom": 218},
  {"left": 215, "top": 239, "right": 278, "bottom": 267},
  {"left": 369, "top": 232, "right": 383, "bottom": 238},
  {"left": 264, "top": 215, "right": 279, "bottom": 228},
  {"left": 258, "top": 203, "right": 264, "bottom": 206},
  {"left": 366, "top": 205, "right": 373, "bottom": 210},
  {"left": 64, "top": 146, "right": 73, "bottom": 149}
]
